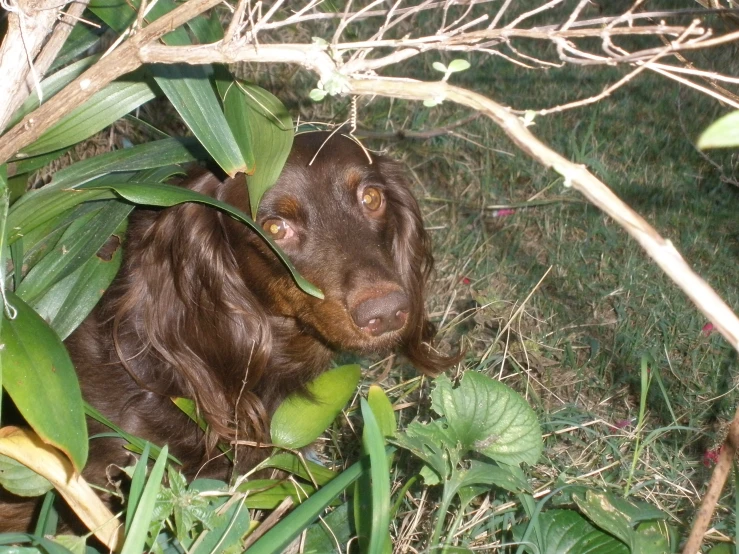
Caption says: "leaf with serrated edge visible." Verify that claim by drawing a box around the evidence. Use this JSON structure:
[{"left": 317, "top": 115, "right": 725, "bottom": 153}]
[
  {"left": 431, "top": 372, "right": 542, "bottom": 466},
  {"left": 514, "top": 509, "right": 629, "bottom": 554}
]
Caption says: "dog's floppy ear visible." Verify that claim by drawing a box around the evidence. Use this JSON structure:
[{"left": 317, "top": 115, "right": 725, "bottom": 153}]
[
  {"left": 378, "top": 158, "right": 460, "bottom": 375},
  {"left": 110, "top": 171, "right": 273, "bottom": 444}
]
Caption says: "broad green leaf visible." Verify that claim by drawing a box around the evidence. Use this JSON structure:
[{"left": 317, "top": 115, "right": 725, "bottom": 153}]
[
  {"left": 304, "top": 503, "right": 353, "bottom": 554},
  {"left": 82, "top": 181, "right": 323, "bottom": 298},
  {"left": 573, "top": 490, "right": 668, "bottom": 550},
  {"left": 225, "top": 82, "right": 293, "bottom": 218},
  {"left": 432, "top": 62, "right": 447, "bottom": 73},
  {"left": 392, "top": 419, "right": 453, "bottom": 482},
  {"left": 271, "top": 364, "right": 360, "bottom": 448},
  {"left": 246, "top": 453, "right": 370, "bottom": 554},
  {"left": 8, "top": 56, "right": 98, "bottom": 129},
  {"left": 1, "top": 293, "right": 87, "bottom": 470},
  {"left": 121, "top": 445, "right": 168, "bottom": 554},
  {"left": 360, "top": 397, "right": 391, "bottom": 554},
  {"left": 31, "top": 220, "right": 124, "bottom": 340},
  {"left": 448, "top": 460, "right": 530, "bottom": 498},
  {"left": 633, "top": 521, "right": 672, "bottom": 554},
  {"left": 447, "top": 59, "right": 471, "bottom": 72},
  {"left": 697, "top": 110, "right": 739, "bottom": 149},
  {"left": 513, "top": 509, "right": 629, "bottom": 554},
  {"left": 151, "top": 64, "right": 246, "bottom": 176},
  {"left": 20, "top": 80, "right": 157, "bottom": 157},
  {"left": 431, "top": 372, "right": 542, "bottom": 466},
  {"left": 0, "top": 452, "right": 53, "bottom": 496},
  {"left": 17, "top": 200, "right": 132, "bottom": 304},
  {"left": 367, "top": 384, "right": 396, "bottom": 438},
  {"left": 50, "top": 137, "right": 206, "bottom": 188}
]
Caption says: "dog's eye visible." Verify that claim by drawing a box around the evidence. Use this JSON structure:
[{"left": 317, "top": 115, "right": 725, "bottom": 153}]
[
  {"left": 262, "top": 219, "right": 293, "bottom": 240},
  {"left": 361, "top": 187, "right": 383, "bottom": 211}
]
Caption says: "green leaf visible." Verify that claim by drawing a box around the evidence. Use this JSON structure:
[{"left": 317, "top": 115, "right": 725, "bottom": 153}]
[
  {"left": 697, "top": 110, "right": 739, "bottom": 149},
  {"left": 17, "top": 200, "right": 132, "bottom": 304},
  {"left": 121, "top": 445, "right": 168, "bottom": 554},
  {"left": 432, "top": 61, "right": 448, "bottom": 73},
  {"left": 254, "top": 452, "right": 336, "bottom": 486},
  {"left": 224, "top": 82, "right": 293, "bottom": 218},
  {"left": 431, "top": 372, "right": 542, "bottom": 466},
  {"left": 20, "top": 80, "right": 157, "bottom": 157},
  {"left": 0, "top": 453, "right": 53, "bottom": 497},
  {"left": 633, "top": 521, "right": 672, "bottom": 554},
  {"left": 126, "top": 442, "right": 151, "bottom": 535},
  {"left": 31, "top": 220, "right": 124, "bottom": 340},
  {"left": 447, "top": 59, "right": 471, "bottom": 73},
  {"left": 392, "top": 419, "right": 453, "bottom": 483},
  {"left": 367, "top": 385, "right": 396, "bottom": 438},
  {"left": 448, "top": 460, "right": 530, "bottom": 499},
  {"left": 8, "top": 56, "right": 98, "bottom": 129},
  {"left": 246, "top": 453, "right": 370, "bottom": 554},
  {"left": 513, "top": 509, "right": 629, "bottom": 554},
  {"left": 50, "top": 137, "right": 206, "bottom": 189},
  {"left": 573, "top": 490, "right": 668, "bottom": 550},
  {"left": 8, "top": 187, "right": 113, "bottom": 244},
  {"left": 271, "top": 364, "right": 360, "bottom": 448},
  {"left": 304, "top": 503, "right": 353, "bottom": 554},
  {"left": 235, "top": 479, "right": 316, "bottom": 509},
  {"left": 360, "top": 397, "right": 391, "bottom": 554},
  {"left": 82, "top": 181, "right": 323, "bottom": 299},
  {"left": 191, "top": 496, "right": 251, "bottom": 554},
  {"left": 152, "top": 64, "right": 246, "bottom": 176},
  {"left": 50, "top": 23, "right": 102, "bottom": 71},
  {"left": 309, "top": 88, "right": 327, "bottom": 102},
  {"left": 0, "top": 533, "right": 77, "bottom": 554},
  {"left": 0, "top": 292, "right": 87, "bottom": 471}
]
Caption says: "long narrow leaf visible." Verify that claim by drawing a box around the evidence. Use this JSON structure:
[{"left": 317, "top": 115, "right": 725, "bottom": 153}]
[
  {"left": 31, "top": 218, "right": 125, "bottom": 340},
  {"left": 51, "top": 137, "right": 206, "bottom": 189},
  {"left": 152, "top": 63, "right": 246, "bottom": 176},
  {"left": 83, "top": 181, "right": 323, "bottom": 298},
  {"left": 8, "top": 56, "right": 98, "bottom": 129},
  {"left": 360, "top": 397, "right": 391, "bottom": 554},
  {"left": 126, "top": 442, "right": 151, "bottom": 535},
  {"left": 245, "top": 456, "right": 368, "bottom": 554},
  {"left": 17, "top": 200, "right": 132, "bottom": 304},
  {"left": 121, "top": 445, "right": 169, "bottom": 554},
  {"left": 20, "top": 80, "right": 157, "bottom": 157}
]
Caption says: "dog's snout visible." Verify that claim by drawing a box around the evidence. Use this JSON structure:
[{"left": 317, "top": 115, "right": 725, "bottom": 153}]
[{"left": 352, "top": 290, "right": 410, "bottom": 336}]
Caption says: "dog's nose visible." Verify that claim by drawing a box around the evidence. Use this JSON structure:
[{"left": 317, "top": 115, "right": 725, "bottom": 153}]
[{"left": 352, "top": 291, "right": 410, "bottom": 336}]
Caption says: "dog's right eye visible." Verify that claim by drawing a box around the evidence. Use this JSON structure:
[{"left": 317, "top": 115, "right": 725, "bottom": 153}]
[{"left": 262, "top": 218, "right": 293, "bottom": 241}]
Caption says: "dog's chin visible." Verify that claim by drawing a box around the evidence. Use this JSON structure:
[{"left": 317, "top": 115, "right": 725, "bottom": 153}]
[{"left": 349, "top": 327, "right": 407, "bottom": 355}]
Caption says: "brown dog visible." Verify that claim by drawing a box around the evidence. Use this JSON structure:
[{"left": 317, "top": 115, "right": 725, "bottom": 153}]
[{"left": 0, "top": 131, "right": 456, "bottom": 531}]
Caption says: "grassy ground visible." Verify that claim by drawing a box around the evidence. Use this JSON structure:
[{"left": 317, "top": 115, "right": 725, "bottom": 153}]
[{"left": 277, "top": 6, "right": 739, "bottom": 549}]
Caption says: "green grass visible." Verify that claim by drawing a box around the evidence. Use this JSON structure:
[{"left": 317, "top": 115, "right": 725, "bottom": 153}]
[{"left": 279, "top": 9, "right": 739, "bottom": 548}]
